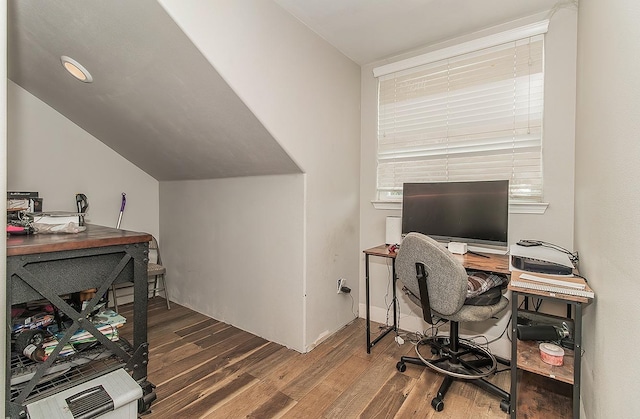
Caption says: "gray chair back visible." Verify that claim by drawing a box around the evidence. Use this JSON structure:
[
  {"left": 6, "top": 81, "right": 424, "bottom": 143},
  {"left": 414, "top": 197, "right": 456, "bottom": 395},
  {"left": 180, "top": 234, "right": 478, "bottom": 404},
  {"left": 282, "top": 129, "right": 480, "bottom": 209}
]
[{"left": 396, "top": 233, "right": 468, "bottom": 316}]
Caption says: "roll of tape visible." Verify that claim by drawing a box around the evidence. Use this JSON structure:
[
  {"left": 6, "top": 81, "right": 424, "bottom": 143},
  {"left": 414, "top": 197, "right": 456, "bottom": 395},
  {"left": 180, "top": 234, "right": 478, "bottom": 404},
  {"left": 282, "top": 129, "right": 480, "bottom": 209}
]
[{"left": 539, "top": 342, "right": 565, "bottom": 366}]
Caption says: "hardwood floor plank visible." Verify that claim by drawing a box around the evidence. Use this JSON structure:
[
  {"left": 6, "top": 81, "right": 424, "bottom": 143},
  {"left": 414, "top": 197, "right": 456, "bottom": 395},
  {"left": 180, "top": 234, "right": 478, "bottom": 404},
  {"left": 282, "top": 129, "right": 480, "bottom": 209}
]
[
  {"left": 174, "top": 317, "right": 221, "bottom": 337},
  {"left": 148, "top": 341, "right": 282, "bottom": 418},
  {"left": 258, "top": 319, "right": 369, "bottom": 396},
  {"left": 472, "top": 372, "right": 511, "bottom": 418},
  {"left": 211, "top": 378, "right": 296, "bottom": 419},
  {"left": 517, "top": 370, "right": 572, "bottom": 419},
  {"left": 146, "top": 308, "right": 210, "bottom": 334},
  {"left": 247, "top": 390, "right": 296, "bottom": 419},
  {"left": 152, "top": 334, "right": 266, "bottom": 388},
  {"left": 178, "top": 321, "right": 234, "bottom": 344},
  {"left": 148, "top": 330, "right": 201, "bottom": 358},
  {"left": 280, "top": 326, "right": 363, "bottom": 400},
  {"left": 321, "top": 337, "right": 402, "bottom": 418},
  {"left": 394, "top": 368, "right": 442, "bottom": 419},
  {"left": 147, "top": 341, "right": 204, "bottom": 375},
  {"left": 245, "top": 346, "right": 298, "bottom": 379},
  {"left": 175, "top": 372, "right": 259, "bottom": 418},
  {"left": 192, "top": 324, "right": 244, "bottom": 350},
  {"left": 359, "top": 371, "right": 416, "bottom": 418},
  {"left": 280, "top": 354, "right": 371, "bottom": 418}
]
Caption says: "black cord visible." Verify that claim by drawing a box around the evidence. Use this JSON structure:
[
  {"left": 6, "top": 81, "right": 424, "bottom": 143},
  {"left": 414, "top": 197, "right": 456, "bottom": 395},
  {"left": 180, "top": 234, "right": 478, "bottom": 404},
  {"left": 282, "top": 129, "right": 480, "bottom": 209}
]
[
  {"left": 483, "top": 316, "right": 511, "bottom": 345},
  {"left": 534, "top": 298, "right": 543, "bottom": 311},
  {"left": 347, "top": 293, "right": 358, "bottom": 320},
  {"left": 532, "top": 240, "right": 580, "bottom": 267},
  {"left": 384, "top": 258, "right": 393, "bottom": 327}
]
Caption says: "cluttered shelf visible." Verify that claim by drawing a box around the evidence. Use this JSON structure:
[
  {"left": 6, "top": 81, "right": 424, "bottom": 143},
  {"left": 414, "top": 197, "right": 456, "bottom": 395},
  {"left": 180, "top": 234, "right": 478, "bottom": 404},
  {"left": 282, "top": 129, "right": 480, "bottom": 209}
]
[
  {"left": 516, "top": 340, "right": 575, "bottom": 384},
  {"left": 509, "top": 268, "right": 593, "bottom": 419},
  {"left": 6, "top": 224, "right": 156, "bottom": 418},
  {"left": 10, "top": 337, "right": 134, "bottom": 403}
]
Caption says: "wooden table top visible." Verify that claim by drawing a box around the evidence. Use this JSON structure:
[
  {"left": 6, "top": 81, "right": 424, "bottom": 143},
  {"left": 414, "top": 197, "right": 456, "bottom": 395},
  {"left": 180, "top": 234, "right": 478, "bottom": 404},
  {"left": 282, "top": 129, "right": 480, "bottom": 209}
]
[
  {"left": 7, "top": 224, "right": 152, "bottom": 257},
  {"left": 364, "top": 244, "right": 510, "bottom": 275}
]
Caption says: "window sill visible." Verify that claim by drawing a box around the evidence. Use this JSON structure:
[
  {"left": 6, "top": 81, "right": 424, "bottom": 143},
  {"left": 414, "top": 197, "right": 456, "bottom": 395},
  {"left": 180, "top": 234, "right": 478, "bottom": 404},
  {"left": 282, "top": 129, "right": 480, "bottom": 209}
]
[{"left": 371, "top": 200, "right": 549, "bottom": 214}]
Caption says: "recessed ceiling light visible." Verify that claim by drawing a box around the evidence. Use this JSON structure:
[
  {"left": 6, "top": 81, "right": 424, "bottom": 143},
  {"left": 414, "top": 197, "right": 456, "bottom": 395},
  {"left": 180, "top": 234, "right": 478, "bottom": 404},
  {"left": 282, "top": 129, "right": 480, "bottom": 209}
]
[{"left": 60, "top": 56, "right": 93, "bottom": 83}]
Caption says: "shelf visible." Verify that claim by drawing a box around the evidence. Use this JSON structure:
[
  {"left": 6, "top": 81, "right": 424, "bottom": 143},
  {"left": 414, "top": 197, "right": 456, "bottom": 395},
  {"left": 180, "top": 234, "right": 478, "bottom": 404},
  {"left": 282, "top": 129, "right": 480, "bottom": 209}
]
[
  {"left": 516, "top": 339, "right": 574, "bottom": 384},
  {"left": 517, "top": 370, "right": 572, "bottom": 418},
  {"left": 10, "top": 339, "right": 133, "bottom": 404},
  {"left": 6, "top": 226, "right": 155, "bottom": 418},
  {"left": 510, "top": 288, "right": 588, "bottom": 419}
]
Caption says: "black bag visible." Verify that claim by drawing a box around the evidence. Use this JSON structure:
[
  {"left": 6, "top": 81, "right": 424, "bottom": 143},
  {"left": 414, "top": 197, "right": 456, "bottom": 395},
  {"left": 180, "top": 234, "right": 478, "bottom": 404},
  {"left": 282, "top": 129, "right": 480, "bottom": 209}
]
[{"left": 465, "top": 285, "right": 504, "bottom": 306}]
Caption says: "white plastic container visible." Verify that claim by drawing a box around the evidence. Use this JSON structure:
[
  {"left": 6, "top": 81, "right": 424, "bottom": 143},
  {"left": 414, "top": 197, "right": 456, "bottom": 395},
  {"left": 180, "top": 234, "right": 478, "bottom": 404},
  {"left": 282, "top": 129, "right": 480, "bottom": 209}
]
[
  {"left": 539, "top": 342, "right": 565, "bottom": 366},
  {"left": 26, "top": 368, "right": 142, "bottom": 419}
]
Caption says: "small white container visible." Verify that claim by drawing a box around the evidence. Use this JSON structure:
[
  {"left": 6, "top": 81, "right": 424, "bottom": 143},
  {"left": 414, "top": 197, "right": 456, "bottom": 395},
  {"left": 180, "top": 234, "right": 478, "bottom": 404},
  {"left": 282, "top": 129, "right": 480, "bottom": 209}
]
[{"left": 539, "top": 342, "right": 565, "bottom": 366}]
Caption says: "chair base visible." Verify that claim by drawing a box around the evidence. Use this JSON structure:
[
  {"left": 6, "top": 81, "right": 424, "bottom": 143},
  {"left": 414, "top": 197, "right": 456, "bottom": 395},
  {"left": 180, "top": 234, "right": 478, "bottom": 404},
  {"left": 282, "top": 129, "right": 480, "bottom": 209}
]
[
  {"left": 413, "top": 335, "right": 498, "bottom": 379},
  {"left": 396, "top": 322, "right": 510, "bottom": 413},
  {"left": 397, "top": 355, "right": 510, "bottom": 413}
]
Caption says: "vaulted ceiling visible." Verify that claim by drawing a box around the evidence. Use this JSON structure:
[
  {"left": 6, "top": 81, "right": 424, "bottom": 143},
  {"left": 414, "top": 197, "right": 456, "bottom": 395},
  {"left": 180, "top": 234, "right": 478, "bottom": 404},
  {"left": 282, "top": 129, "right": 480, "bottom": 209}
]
[
  {"left": 8, "top": 0, "right": 301, "bottom": 181},
  {"left": 8, "top": 0, "right": 560, "bottom": 181}
]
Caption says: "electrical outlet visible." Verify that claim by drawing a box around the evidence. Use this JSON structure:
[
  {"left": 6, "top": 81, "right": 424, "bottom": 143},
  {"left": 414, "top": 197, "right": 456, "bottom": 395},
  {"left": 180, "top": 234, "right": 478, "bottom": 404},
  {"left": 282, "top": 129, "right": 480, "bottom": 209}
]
[{"left": 337, "top": 278, "right": 346, "bottom": 294}]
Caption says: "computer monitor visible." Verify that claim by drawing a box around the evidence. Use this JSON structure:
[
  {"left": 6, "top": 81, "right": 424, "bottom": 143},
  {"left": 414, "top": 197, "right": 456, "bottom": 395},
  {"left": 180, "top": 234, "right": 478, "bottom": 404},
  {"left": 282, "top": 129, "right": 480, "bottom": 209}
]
[{"left": 401, "top": 180, "right": 509, "bottom": 247}]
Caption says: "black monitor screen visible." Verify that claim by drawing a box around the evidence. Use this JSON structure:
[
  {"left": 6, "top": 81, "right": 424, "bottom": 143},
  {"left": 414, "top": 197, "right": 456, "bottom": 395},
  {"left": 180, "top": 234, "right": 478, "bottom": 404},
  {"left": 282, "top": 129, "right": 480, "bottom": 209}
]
[{"left": 401, "top": 180, "right": 509, "bottom": 247}]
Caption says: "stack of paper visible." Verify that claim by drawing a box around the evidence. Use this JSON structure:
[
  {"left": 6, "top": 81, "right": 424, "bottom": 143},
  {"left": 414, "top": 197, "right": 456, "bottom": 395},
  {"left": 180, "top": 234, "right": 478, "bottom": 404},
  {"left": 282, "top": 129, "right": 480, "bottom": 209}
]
[
  {"left": 510, "top": 270, "right": 594, "bottom": 298},
  {"left": 44, "top": 310, "right": 126, "bottom": 358}
]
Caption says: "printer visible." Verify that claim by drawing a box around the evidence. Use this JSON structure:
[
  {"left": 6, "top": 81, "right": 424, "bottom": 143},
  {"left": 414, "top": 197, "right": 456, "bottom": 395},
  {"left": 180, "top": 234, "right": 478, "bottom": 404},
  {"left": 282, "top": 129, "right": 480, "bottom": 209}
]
[{"left": 510, "top": 244, "right": 574, "bottom": 275}]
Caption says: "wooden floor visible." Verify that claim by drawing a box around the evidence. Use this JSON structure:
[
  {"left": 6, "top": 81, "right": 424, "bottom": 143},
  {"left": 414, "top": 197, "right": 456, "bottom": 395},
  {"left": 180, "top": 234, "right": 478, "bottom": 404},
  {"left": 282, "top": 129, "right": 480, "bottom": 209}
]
[{"left": 119, "top": 297, "right": 571, "bottom": 419}]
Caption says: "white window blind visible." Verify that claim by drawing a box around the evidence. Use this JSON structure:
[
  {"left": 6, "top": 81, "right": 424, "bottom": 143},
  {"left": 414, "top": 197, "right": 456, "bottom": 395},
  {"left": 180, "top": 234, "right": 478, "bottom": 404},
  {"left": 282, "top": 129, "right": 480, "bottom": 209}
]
[{"left": 376, "top": 31, "right": 545, "bottom": 202}]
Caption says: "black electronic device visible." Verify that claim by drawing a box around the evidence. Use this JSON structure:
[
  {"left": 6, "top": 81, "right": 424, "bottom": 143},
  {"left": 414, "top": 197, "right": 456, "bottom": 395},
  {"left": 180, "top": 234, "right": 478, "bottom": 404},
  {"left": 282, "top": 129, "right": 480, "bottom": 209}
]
[
  {"left": 402, "top": 180, "right": 509, "bottom": 247},
  {"left": 516, "top": 310, "right": 575, "bottom": 349},
  {"left": 510, "top": 255, "right": 573, "bottom": 275},
  {"left": 517, "top": 324, "right": 565, "bottom": 341}
]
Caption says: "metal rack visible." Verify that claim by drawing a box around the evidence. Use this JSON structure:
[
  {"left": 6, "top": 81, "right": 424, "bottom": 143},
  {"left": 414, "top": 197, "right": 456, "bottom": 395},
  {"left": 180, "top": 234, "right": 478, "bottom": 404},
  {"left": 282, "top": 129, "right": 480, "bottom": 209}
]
[
  {"left": 508, "top": 284, "right": 592, "bottom": 419},
  {"left": 6, "top": 225, "right": 156, "bottom": 418}
]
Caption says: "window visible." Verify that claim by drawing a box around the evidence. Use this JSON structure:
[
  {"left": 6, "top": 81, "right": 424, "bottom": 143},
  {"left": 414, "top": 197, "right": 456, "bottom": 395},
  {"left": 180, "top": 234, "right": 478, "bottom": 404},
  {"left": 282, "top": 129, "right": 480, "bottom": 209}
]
[{"left": 375, "top": 22, "right": 548, "bottom": 203}]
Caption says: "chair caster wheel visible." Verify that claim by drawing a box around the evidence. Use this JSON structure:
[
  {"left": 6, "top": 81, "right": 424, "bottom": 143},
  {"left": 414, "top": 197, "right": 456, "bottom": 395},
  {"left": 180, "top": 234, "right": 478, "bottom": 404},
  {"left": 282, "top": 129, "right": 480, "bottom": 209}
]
[
  {"left": 431, "top": 397, "right": 444, "bottom": 412},
  {"left": 396, "top": 361, "right": 406, "bottom": 372},
  {"left": 500, "top": 400, "right": 510, "bottom": 413}
]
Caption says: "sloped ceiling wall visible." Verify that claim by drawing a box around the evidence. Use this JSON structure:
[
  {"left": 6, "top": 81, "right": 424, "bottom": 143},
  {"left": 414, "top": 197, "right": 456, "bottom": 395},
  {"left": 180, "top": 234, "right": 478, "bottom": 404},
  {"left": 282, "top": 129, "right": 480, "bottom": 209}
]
[{"left": 7, "top": 0, "right": 301, "bottom": 181}]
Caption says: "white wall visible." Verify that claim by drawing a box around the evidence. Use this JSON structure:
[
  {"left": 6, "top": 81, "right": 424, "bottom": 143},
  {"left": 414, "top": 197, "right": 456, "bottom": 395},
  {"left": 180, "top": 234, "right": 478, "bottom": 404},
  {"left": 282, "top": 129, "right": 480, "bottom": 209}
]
[
  {"left": 1, "top": 2, "right": 8, "bottom": 412},
  {"left": 158, "top": 0, "right": 361, "bottom": 351},
  {"left": 7, "top": 81, "right": 160, "bottom": 237},
  {"left": 360, "top": 9, "right": 578, "bottom": 357},
  {"left": 160, "top": 175, "right": 305, "bottom": 350},
  {"left": 574, "top": 0, "right": 640, "bottom": 417}
]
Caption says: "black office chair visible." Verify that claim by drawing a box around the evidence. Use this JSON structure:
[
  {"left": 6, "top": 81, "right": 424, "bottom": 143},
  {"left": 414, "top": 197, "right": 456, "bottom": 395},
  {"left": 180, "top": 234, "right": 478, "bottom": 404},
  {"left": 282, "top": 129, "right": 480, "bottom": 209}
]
[{"left": 395, "top": 232, "right": 510, "bottom": 413}]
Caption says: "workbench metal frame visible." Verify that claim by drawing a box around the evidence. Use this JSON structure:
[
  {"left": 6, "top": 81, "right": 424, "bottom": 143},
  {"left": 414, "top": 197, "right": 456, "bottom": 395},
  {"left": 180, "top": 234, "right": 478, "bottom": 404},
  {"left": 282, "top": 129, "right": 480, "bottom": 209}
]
[{"left": 6, "top": 226, "right": 155, "bottom": 418}]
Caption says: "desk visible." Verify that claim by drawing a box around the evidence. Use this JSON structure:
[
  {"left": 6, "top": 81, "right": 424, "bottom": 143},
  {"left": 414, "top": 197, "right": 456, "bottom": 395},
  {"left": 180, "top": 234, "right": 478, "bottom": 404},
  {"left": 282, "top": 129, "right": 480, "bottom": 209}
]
[
  {"left": 363, "top": 244, "right": 509, "bottom": 353},
  {"left": 6, "top": 225, "right": 156, "bottom": 418}
]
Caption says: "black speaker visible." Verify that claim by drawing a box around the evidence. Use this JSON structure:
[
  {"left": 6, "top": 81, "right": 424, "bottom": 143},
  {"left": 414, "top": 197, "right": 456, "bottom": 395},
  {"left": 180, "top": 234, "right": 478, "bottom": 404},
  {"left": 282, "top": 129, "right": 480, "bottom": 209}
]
[{"left": 516, "top": 324, "right": 560, "bottom": 341}]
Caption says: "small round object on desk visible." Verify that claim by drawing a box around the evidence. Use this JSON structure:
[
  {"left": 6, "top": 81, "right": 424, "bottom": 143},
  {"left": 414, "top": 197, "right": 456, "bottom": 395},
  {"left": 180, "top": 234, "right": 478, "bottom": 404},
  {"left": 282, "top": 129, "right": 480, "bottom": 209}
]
[{"left": 539, "top": 342, "right": 565, "bottom": 366}]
